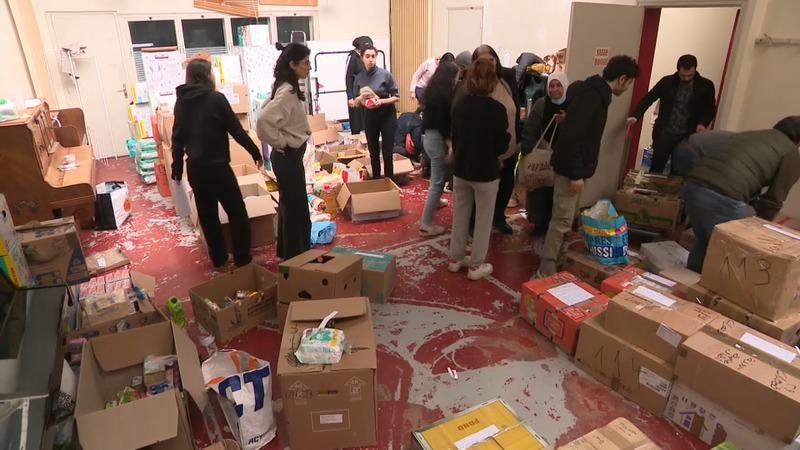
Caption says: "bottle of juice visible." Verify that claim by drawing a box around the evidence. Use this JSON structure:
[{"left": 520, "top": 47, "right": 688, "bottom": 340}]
[{"left": 321, "top": 184, "right": 337, "bottom": 219}]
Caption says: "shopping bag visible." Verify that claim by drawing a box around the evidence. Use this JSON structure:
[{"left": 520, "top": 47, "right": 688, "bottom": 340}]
[
  {"left": 203, "top": 350, "right": 277, "bottom": 450},
  {"left": 581, "top": 199, "right": 629, "bottom": 265},
  {"left": 310, "top": 221, "right": 337, "bottom": 245},
  {"left": 517, "top": 117, "right": 556, "bottom": 190},
  {"left": 95, "top": 181, "right": 131, "bottom": 230}
]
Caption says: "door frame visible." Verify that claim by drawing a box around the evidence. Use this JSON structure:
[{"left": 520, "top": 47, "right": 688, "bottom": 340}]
[{"left": 445, "top": 6, "right": 483, "bottom": 51}]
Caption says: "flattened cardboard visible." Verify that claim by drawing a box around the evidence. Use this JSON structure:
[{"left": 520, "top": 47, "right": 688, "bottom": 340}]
[
  {"left": 328, "top": 247, "right": 396, "bottom": 304},
  {"left": 640, "top": 241, "right": 689, "bottom": 273},
  {"left": 675, "top": 317, "right": 800, "bottom": 442},
  {"left": 75, "top": 321, "right": 207, "bottom": 450},
  {"left": 86, "top": 247, "right": 130, "bottom": 276},
  {"left": 188, "top": 264, "right": 277, "bottom": 343},
  {"left": 688, "top": 283, "right": 800, "bottom": 346},
  {"left": 16, "top": 217, "right": 89, "bottom": 286},
  {"left": 574, "top": 315, "right": 674, "bottom": 417},
  {"left": 664, "top": 382, "right": 784, "bottom": 449},
  {"left": 559, "top": 250, "right": 641, "bottom": 289},
  {"left": 558, "top": 418, "right": 661, "bottom": 450},
  {"left": 605, "top": 290, "right": 718, "bottom": 364},
  {"left": 337, "top": 178, "right": 402, "bottom": 222},
  {"left": 277, "top": 297, "right": 377, "bottom": 450},
  {"left": 699, "top": 217, "right": 800, "bottom": 321},
  {"left": 615, "top": 188, "right": 683, "bottom": 232}
]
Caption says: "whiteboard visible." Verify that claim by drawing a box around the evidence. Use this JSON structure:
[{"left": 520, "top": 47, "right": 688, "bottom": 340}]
[{"left": 307, "top": 39, "right": 391, "bottom": 121}]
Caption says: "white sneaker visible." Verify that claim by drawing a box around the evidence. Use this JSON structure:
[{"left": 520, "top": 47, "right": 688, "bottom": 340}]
[
  {"left": 438, "top": 198, "right": 449, "bottom": 208},
  {"left": 448, "top": 257, "right": 471, "bottom": 273},
  {"left": 419, "top": 224, "right": 446, "bottom": 237},
  {"left": 467, "top": 263, "right": 493, "bottom": 280}
]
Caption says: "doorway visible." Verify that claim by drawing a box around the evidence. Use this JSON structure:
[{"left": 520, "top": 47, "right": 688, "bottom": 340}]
[
  {"left": 45, "top": 12, "right": 131, "bottom": 159},
  {"left": 447, "top": 7, "right": 483, "bottom": 54}
]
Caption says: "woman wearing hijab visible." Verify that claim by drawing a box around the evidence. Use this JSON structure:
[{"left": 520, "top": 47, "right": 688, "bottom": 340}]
[
  {"left": 345, "top": 36, "right": 372, "bottom": 134},
  {"left": 519, "top": 72, "right": 570, "bottom": 237}
]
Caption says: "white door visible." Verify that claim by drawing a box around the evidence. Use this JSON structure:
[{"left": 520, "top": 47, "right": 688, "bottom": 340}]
[
  {"left": 46, "top": 12, "right": 131, "bottom": 159},
  {"left": 448, "top": 7, "right": 483, "bottom": 53},
  {"left": 565, "top": 2, "right": 644, "bottom": 207}
]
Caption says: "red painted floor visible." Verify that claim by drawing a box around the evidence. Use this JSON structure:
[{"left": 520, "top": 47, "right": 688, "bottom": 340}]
[{"left": 85, "top": 157, "right": 707, "bottom": 450}]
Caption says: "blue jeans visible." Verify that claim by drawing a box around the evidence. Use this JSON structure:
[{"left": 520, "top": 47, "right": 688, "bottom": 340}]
[
  {"left": 683, "top": 181, "right": 749, "bottom": 272},
  {"left": 421, "top": 130, "right": 447, "bottom": 228}
]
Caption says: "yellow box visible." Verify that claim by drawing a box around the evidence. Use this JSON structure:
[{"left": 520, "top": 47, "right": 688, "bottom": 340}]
[
  {"left": 413, "top": 399, "right": 548, "bottom": 450},
  {"left": 0, "top": 241, "right": 31, "bottom": 288}
]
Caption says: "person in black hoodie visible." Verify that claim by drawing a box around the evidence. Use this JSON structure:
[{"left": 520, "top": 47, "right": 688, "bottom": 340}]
[
  {"left": 536, "top": 55, "right": 640, "bottom": 278},
  {"left": 171, "top": 58, "right": 263, "bottom": 269}
]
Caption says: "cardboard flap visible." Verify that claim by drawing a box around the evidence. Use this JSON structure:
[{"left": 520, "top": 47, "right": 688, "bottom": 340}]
[
  {"left": 280, "top": 249, "right": 327, "bottom": 270},
  {"left": 172, "top": 322, "right": 209, "bottom": 411},
  {"left": 91, "top": 321, "right": 173, "bottom": 372},
  {"left": 307, "top": 113, "right": 327, "bottom": 132},
  {"left": 77, "top": 390, "right": 179, "bottom": 450},
  {"left": 15, "top": 216, "right": 76, "bottom": 232},
  {"left": 289, "top": 298, "right": 368, "bottom": 322},
  {"left": 130, "top": 271, "right": 156, "bottom": 299},
  {"left": 336, "top": 184, "right": 352, "bottom": 211}
]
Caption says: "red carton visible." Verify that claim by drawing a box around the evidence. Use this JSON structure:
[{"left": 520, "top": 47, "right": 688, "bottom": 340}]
[
  {"left": 601, "top": 265, "right": 678, "bottom": 297},
  {"left": 520, "top": 272, "right": 609, "bottom": 354}
]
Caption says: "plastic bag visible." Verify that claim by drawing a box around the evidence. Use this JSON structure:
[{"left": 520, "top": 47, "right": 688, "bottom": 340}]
[
  {"left": 581, "top": 199, "right": 629, "bottom": 265},
  {"left": 310, "top": 221, "right": 337, "bottom": 245},
  {"left": 294, "top": 311, "right": 347, "bottom": 365},
  {"left": 203, "top": 351, "right": 276, "bottom": 450}
]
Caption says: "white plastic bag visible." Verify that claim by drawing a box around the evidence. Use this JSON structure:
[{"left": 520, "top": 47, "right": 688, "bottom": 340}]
[{"left": 202, "top": 350, "right": 276, "bottom": 450}]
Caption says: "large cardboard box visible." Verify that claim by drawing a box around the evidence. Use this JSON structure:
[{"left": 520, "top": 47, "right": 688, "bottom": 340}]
[
  {"left": 189, "top": 264, "right": 278, "bottom": 343},
  {"left": 557, "top": 418, "right": 661, "bottom": 450},
  {"left": 75, "top": 321, "right": 207, "bottom": 450},
  {"left": 657, "top": 266, "right": 700, "bottom": 299},
  {"left": 688, "top": 283, "right": 800, "bottom": 346},
  {"left": 640, "top": 241, "right": 689, "bottom": 272},
  {"left": 574, "top": 315, "right": 674, "bottom": 417},
  {"left": 231, "top": 164, "right": 266, "bottom": 188},
  {"left": 615, "top": 188, "right": 682, "bottom": 232},
  {"left": 337, "top": 178, "right": 402, "bottom": 222},
  {"left": 520, "top": 272, "right": 609, "bottom": 354},
  {"left": 328, "top": 247, "right": 396, "bottom": 304},
  {"left": 675, "top": 317, "right": 800, "bottom": 442},
  {"left": 193, "top": 184, "right": 277, "bottom": 247},
  {"left": 601, "top": 266, "right": 679, "bottom": 298},
  {"left": 623, "top": 170, "right": 684, "bottom": 195},
  {"left": 277, "top": 297, "right": 377, "bottom": 450},
  {"left": 277, "top": 249, "right": 363, "bottom": 327},
  {"left": 558, "top": 250, "right": 642, "bottom": 289},
  {"left": 16, "top": 217, "right": 89, "bottom": 286},
  {"left": 413, "top": 398, "right": 548, "bottom": 450},
  {"left": 664, "top": 382, "right": 785, "bottom": 449},
  {"left": 327, "top": 144, "right": 369, "bottom": 164},
  {"left": 700, "top": 217, "right": 800, "bottom": 321},
  {"left": 605, "top": 288, "right": 718, "bottom": 364}
]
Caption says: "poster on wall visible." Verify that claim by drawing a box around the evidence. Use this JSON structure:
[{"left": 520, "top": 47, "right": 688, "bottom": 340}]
[
  {"left": 141, "top": 51, "right": 185, "bottom": 96},
  {"left": 593, "top": 47, "right": 611, "bottom": 67}
]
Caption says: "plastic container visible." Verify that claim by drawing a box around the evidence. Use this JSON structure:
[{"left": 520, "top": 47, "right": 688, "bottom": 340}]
[{"left": 166, "top": 296, "right": 188, "bottom": 329}]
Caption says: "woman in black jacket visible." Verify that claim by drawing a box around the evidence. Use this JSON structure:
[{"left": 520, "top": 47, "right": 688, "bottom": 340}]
[
  {"left": 345, "top": 36, "right": 372, "bottom": 134},
  {"left": 171, "top": 58, "right": 263, "bottom": 268}
]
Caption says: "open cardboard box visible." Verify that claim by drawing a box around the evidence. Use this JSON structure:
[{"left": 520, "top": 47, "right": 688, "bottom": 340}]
[
  {"left": 192, "top": 184, "right": 277, "bottom": 247},
  {"left": 315, "top": 150, "right": 338, "bottom": 173},
  {"left": 231, "top": 164, "right": 266, "bottom": 188},
  {"left": 277, "top": 297, "right": 377, "bottom": 450},
  {"left": 16, "top": 216, "right": 89, "bottom": 286},
  {"left": 328, "top": 247, "right": 396, "bottom": 304},
  {"left": 615, "top": 188, "right": 683, "bottom": 233},
  {"left": 312, "top": 128, "right": 341, "bottom": 147},
  {"left": 326, "top": 144, "right": 369, "bottom": 165},
  {"left": 348, "top": 154, "right": 415, "bottom": 179},
  {"left": 229, "top": 130, "right": 262, "bottom": 168},
  {"left": 337, "top": 178, "right": 402, "bottom": 222},
  {"left": 188, "top": 263, "right": 278, "bottom": 343},
  {"left": 75, "top": 321, "right": 207, "bottom": 450}
]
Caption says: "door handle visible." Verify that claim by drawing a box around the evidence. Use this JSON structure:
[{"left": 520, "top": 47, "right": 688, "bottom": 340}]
[{"left": 117, "top": 83, "right": 128, "bottom": 99}]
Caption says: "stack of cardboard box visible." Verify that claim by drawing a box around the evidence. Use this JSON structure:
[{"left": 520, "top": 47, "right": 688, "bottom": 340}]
[
  {"left": 615, "top": 170, "right": 684, "bottom": 234},
  {"left": 559, "top": 249, "right": 644, "bottom": 289}
]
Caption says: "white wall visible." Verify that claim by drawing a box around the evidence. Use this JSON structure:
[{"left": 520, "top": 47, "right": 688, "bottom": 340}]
[
  {"left": 637, "top": 7, "right": 738, "bottom": 154},
  {"left": 315, "top": 0, "right": 389, "bottom": 40},
  {"left": 0, "top": 2, "right": 35, "bottom": 102}
]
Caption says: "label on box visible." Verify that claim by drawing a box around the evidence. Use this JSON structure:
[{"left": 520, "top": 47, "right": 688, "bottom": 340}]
[
  {"left": 656, "top": 324, "right": 683, "bottom": 347},
  {"left": 632, "top": 286, "right": 676, "bottom": 308},
  {"left": 319, "top": 414, "right": 344, "bottom": 425},
  {"left": 740, "top": 332, "right": 796, "bottom": 363},
  {"left": 642, "top": 272, "right": 676, "bottom": 287},
  {"left": 639, "top": 366, "right": 671, "bottom": 397},
  {"left": 96, "top": 257, "right": 107, "bottom": 268},
  {"left": 547, "top": 282, "right": 594, "bottom": 306},
  {"left": 454, "top": 425, "right": 500, "bottom": 450}
]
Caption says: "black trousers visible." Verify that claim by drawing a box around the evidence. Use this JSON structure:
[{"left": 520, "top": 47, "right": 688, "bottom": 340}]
[
  {"left": 271, "top": 143, "right": 311, "bottom": 260},
  {"left": 364, "top": 105, "right": 398, "bottom": 180},
  {"left": 526, "top": 186, "right": 554, "bottom": 236},
  {"left": 188, "top": 163, "right": 251, "bottom": 267},
  {"left": 494, "top": 154, "right": 519, "bottom": 223},
  {"left": 650, "top": 131, "right": 688, "bottom": 174}
]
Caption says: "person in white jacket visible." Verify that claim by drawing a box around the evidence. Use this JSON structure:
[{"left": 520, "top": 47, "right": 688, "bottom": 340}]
[{"left": 257, "top": 43, "right": 312, "bottom": 260}]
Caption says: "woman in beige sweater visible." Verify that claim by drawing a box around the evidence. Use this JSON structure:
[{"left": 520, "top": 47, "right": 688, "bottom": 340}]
[{"left": 257, "top": 43, "right": 312, "bottom": 259}]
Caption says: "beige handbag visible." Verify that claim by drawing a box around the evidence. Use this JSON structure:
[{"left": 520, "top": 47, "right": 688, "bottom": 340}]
[{"left": 517, "top": 116, "right": 557, "bottom": 190}]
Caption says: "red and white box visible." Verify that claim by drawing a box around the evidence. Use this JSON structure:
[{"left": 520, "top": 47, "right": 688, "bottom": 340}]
[{"left": 601, "top": 265, "right": 678, "bottom": 297}]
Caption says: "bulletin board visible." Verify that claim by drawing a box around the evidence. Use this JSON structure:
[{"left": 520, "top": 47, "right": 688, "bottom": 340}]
[{"left": 141, "top": 50, "right": 184, "bottom": 101}]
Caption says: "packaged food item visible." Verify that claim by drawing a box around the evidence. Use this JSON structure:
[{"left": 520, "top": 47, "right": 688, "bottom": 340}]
[
  {"left": 294, "top": 311, "right": 348, "bottom": 365},
  {"left": 143, "top": 354, "right": 178, "bottom": 396}
]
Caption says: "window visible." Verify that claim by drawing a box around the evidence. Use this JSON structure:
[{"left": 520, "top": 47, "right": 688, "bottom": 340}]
[
  {"left": 231, "top": 17, "right": 270, "bottom": 46},
  {"left": 276, "top": 16, "right": 312, "bottom": 45},
  {"left": 181, "top": 18, "right": 226, "bottom": 58},
  {"left": 128, "top": 20, "right": 178, "bottom": 81}
]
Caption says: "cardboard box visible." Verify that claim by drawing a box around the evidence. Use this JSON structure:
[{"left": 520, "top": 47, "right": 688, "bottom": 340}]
[
  {"left": 277, "top": 250, "right": 363, "bottom": 327},
  {"left": 699, "top": 217, "right": 800, "bottom": 321},
  {"left": 413, "top": 398, "right": 548, "bottom": 450},
  {"left": 558, "top": 250, "right": 641, "bottom": 289},
  {"left": 688, "top": 283, "right": 800, "bottom": 345},
  {"left": 657, "top": 266, "right": 700, "bottom": 299},
  {"left": 277, "top": 297, "right": 377, "bottom": 450},
  {"left": 675, "top": 317, "right": 800, "bottom": 442},
  {"left": 16, "top": 217, "right": 89, "bottom": 286},
  {"left": 75, "top": 321, "right": 207, "bottom": 450},
  {"left": 231, "top": 164, "right": 266, "bottom": 188},
  {"left": 640, "top": 241, "right": 689, "bottom": 272},
  {"left": 326, "top": 144, "right": 369, "bottom": 164},
  {"left": 558, "top": 418, "right": 661, "bottom": 450},
  {"left": 349, "top": 154, "right": 415, "bottom": 178},
  {"left": 601, "top": 265, "right": 679, "bottom": 297},
  {"left": 623, "top": 170, "right": 684, "bottom": 195},
  {"left": 221, "top": 83, "right": 249, "bottom": 114},
  {"left": 520, "top": 272, "right": 609, "bottom": 354},
  {"left": 664, "top": 382, "right": 785, "bottom": 449},
  {"left": 307, "top": 113, "right": 327, "bottom": 133},
  {"left": 188, "top": 264, "right": 278, "bottom": 343},
  {"left": 0, "top": 193, "right": 19, "bottom": 256},
  {"left": 574, "top": 315, "right": 674, "bottom": 417},
  {"left": 337, "top": 178, "right": 402, "bottom": 222},
  {"left": 193, "top": 184, "right": 277, "bottom": 247},
  {"left": 85, "top": 247, "right": 130, "bottom": 276},
  {"left": 312, "top": 128, "right": 341, "bottom": 146},
  {"left": 328, "top": 247, "right": 396, "bottom": 304},
  {"left": 315, "top": 149, "right": 338, "bottom": 173},
  {"left": 605, "top": 288, "right": 718, "bottom": 364},
  {"left": 615, "top": 188, "right": 683, "bottom": 232},
  {"left": 0, "top": 240, "right": 31, "bottom": 288},
  {"left": 71, "top": 296, "right": 164, "bottom": 342},
  {"left": 229, "top": 130, "right": 262, "bottom": 168}
]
